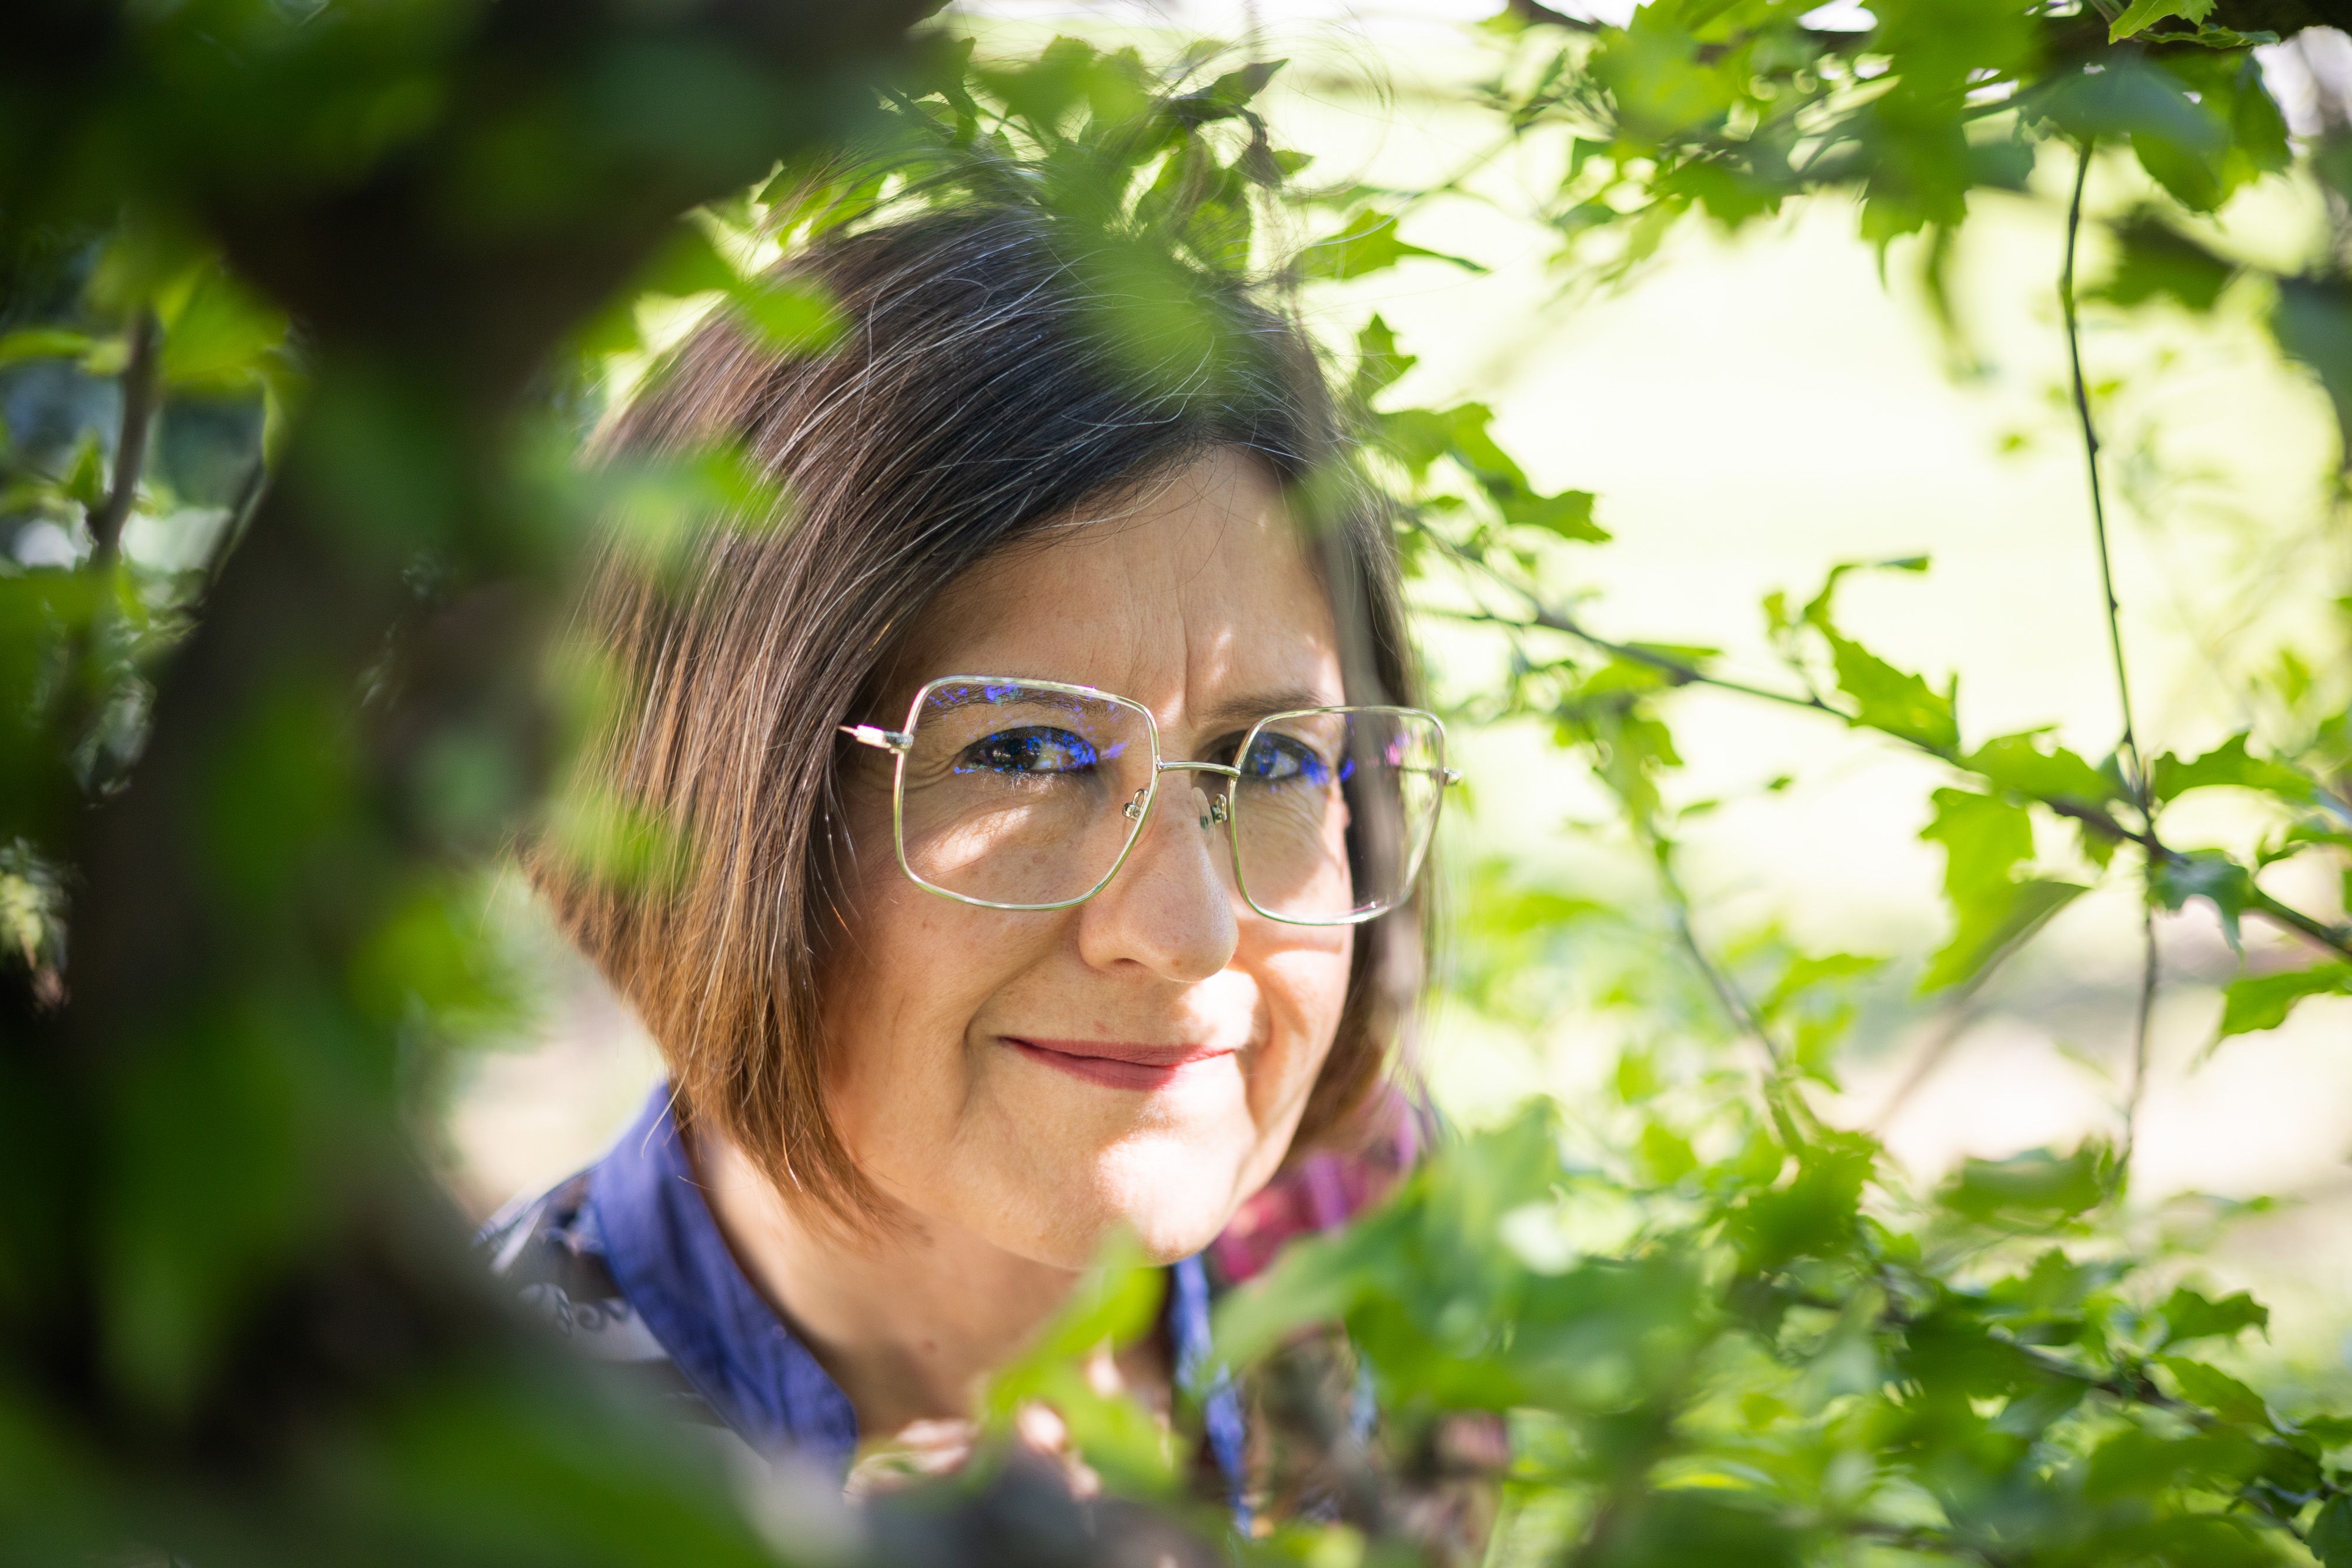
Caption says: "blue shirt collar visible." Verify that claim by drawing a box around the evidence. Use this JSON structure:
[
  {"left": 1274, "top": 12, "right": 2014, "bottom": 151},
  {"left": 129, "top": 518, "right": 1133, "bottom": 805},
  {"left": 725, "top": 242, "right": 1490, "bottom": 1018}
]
[{"left": 587, "top": 1086, "right": 861, "bottom": 1473}]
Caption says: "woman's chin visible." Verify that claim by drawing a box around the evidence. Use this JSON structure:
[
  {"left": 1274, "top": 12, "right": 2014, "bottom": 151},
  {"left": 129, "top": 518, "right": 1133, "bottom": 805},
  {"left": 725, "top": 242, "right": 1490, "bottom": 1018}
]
[
  {"left": 965, "top": 1135, "right": 1252, "bottom": 1270},
  {"left": 1088, "top": 1134, "right": 1259, "bottom": 1263}
]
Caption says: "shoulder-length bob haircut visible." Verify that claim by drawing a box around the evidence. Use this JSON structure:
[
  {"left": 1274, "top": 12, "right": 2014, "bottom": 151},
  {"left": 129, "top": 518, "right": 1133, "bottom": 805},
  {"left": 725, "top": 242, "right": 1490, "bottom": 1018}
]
[{"left": 533, "top": 203, "right": 1428, "bottom": 1229}]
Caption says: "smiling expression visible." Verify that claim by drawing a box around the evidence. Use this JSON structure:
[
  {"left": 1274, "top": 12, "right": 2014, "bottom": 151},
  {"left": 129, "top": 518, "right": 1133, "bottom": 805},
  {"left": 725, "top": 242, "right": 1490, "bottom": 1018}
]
[{"left": 819, "top": 449, "right": 1357, "bottom": 1268}]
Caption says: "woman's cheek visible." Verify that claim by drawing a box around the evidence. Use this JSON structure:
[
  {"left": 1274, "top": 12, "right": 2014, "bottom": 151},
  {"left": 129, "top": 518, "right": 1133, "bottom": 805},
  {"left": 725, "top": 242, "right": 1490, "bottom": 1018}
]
[
  {"left": 1245, "top": 934, "right": 1355, "bottom": 1114},
  {"left": 821, "top": 885, "right": 1006, "bottom": 1157}
]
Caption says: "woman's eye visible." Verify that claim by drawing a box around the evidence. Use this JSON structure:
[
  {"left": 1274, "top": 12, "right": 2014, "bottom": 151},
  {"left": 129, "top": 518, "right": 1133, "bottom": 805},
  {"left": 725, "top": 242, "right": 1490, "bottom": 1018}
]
[
  {"left": 1240, "top": 734, "right": 1329, "bottom": 785},
  {"left": 955, "top": 726, "right": 1098, "bottom": 776}
]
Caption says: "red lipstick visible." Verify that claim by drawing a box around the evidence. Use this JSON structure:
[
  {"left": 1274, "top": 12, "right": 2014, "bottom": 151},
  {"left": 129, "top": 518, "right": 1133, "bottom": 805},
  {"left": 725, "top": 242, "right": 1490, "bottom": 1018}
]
[{"left": 1003, "top": 1037, "right": 1235, "bottom": 1092}]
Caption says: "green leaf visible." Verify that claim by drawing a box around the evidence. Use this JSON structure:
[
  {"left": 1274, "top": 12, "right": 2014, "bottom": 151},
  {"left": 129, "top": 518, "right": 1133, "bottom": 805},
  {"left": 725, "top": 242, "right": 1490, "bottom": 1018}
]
[
  {"left": 1725, "top": 1135, "right": 1875, "bottom": 1273},
  {"left": 1589, "top": 17, "right": 1738, "bottom": 145},
  {"left": 1798, "top": 559, "right": 1956, "bottom": 752},
  {"left": 0, "top": 327, "right": 97, "bottom": 370},
  {"left": 1502, "top": 487, "right": 1608, "bottom": 542},
  {"left": 1917, "top": 785, "right": 2082, "bottom": 992},
  {"left": 2274, "top": 276, "right": 2352, "bottom": 454},
  {"left": 1636, "top": 1120, "right": 1698, "bottom": 1185},
  {"left": 2216, "top": 961, "right": 2352, "bottom": 1039},
  {"left": 2157, "top": 1355, "right": 2272, "bottom": 1427},
  {"left": 1923, "top": 878, "right": 2086, "bottom": 992},
  {"left": 2109, "top": 0, "right": 2214, "bottom": 42},
  {"left": 974, "top": 35, "right": 1101, "bottom": 135},
  {"left": 2094, "top": 214, "right": 2233, "bottom": 313},
  {"left": 1939, "top": 1144, "right": 2112, "bottom": 1224},
  {"left": 2150, "top": 848, "right": 2257, "bottom": 950},
  {"left": 1964, "top": 733, "right": 2116, "bottom": 807},
  {"left": 1350, "top": 315, "right": 1416, "bottom": 405},
  {"left": 1192, "top": 59, "right": 1285, "bottom": 116},
  {"left": 733, "top": 275, "right": 846, "bottom": 354},
  {"left": 1825, "top": 631, "right": 1959, "bottom": 753},
  {"left": 634, "top": 222, "right": 740, "bottom": 299},
  {"left": 2150, "top": 732, "right": 2320, "bottom": 808},
  {"left": 1297, "top": 209, "right": 1488, "bottom": 282},
  {"left": 2156, "top": 1285, "right": 2269, "bottom": 1348},
  {"left": 2308, "top": 1495, "right": 2352, "bottom": 1568},
  {"left": 156, "top": 269, "right": 288, "bottom": 392},
  {"left": 1923, "top": 787, "right": 2034, "bottom": 901}
]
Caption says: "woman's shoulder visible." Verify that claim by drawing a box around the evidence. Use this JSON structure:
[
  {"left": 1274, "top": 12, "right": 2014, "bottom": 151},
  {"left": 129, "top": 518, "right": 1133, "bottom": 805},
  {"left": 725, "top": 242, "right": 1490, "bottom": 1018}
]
[{"left": 475, "top": 1168, "right": 705, "bottom": 1381}]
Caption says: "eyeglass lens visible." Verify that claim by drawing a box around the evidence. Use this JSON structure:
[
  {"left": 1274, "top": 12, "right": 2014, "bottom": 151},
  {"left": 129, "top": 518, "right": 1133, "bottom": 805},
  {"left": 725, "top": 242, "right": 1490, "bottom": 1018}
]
[
  {"left": 897, "top": 679, "right": 1440, "bottom": 921},
  {"left": 1231, "top": 708, "right": 1444, "bottom": 922}
]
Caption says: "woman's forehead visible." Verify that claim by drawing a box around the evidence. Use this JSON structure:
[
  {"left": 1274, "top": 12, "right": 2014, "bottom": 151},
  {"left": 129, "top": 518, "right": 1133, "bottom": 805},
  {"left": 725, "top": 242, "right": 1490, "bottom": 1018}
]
[{"left": 894, "top": 453, "right": 1346, "bottom": 724}]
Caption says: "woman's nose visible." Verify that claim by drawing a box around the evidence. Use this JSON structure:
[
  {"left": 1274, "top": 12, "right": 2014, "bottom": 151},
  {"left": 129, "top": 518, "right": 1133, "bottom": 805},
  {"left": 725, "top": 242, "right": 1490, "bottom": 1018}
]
[{"left": 1074, "top": 781, "right": 1239, "bottom": 982}]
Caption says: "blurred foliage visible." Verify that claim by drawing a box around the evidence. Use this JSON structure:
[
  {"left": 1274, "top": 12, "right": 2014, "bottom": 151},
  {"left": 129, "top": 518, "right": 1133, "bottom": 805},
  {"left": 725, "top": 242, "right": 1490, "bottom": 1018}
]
[{"left": 10, "top": 0, "right": 2352, "bottom": 1564}]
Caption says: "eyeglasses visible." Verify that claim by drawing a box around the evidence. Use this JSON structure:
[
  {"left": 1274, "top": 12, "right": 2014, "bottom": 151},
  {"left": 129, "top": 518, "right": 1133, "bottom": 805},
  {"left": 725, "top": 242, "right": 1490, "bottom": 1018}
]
[{"left": 840, "top": 676, "right": 1458, "bottom": 926}]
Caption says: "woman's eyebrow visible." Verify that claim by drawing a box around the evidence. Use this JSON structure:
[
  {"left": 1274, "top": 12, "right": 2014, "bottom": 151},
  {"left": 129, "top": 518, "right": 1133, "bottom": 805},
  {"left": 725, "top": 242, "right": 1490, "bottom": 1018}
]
[{"left": 1190, "top": 686, "right": 1335, "bottom": 734}]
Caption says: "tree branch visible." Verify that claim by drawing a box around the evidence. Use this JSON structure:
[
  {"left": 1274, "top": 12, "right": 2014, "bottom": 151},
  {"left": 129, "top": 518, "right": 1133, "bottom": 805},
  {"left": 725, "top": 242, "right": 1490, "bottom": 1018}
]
[{"left": 85, "top": 309, "right": 161, "bottom": 566}]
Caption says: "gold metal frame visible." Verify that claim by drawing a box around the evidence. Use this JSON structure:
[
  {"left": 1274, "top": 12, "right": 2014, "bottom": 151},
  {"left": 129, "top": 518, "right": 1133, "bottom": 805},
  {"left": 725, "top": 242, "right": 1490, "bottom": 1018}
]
[{"left": 839, "top": 674, "right": 1459, "bottom": 927}]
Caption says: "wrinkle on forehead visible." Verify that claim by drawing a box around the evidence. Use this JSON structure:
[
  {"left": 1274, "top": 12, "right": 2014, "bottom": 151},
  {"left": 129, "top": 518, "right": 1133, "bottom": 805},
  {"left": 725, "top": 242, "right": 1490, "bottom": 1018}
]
[{"left": 889, "top": 449, "right": 1344, "bottom": 744}]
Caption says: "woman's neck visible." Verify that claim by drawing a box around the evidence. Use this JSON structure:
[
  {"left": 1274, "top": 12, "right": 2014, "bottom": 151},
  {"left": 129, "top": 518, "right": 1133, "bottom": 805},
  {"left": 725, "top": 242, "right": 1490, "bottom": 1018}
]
[{"left": 691, "top": 1125, "right": 1083, "bottom": 1437}]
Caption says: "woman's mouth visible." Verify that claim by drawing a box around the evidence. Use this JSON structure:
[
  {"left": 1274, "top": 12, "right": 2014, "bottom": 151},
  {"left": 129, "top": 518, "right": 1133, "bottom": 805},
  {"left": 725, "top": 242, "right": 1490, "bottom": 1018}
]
[{"left": 1002, "top": 1037, "right": 1236, "bottom": 1092}]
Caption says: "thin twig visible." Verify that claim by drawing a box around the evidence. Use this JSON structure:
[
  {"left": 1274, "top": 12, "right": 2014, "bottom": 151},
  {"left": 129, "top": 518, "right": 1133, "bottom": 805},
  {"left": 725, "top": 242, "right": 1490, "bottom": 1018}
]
[
  {"left": 2060, "top": 143, "right": 2147, "bottom": 804},
  {"left": 1645, "top": 825, "right": 1813, "bottom": 1148},
  {"left": 208, "top": 456, "right": 271, "bottom": 589},
  {"left": 2061, "top": 138, "right": 2162, "bottom": 1164},
  {"left": 2123, "top": 899, "right": 2158, "bottom": 1168},
  {"left": 86, "top": 309, "right": 162, "bottom": 565}
]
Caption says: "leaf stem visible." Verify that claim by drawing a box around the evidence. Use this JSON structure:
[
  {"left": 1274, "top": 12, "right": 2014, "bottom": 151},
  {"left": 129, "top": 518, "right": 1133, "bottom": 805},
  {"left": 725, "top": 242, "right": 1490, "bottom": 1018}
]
[
  {"left": 2060, "top": 139, "right": 2147, "bottom": 808},
  {"left": 2061, "top": 136, "right": 2161, "bottom": 1163}
]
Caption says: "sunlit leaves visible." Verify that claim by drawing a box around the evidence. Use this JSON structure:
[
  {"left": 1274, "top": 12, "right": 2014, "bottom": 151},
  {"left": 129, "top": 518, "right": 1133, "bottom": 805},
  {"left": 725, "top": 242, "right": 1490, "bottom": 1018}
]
[
  {"left": 1588, "top": 15, "right": 1737, "bottom": 147},
  {"left": 2154, "top": 1285, "right": 2268, "bottom": 1350},
  {"left": 1295, "top": 209, "right": 1485, "bottom": 283},
  {"left": 1348, "top": 315, "right": 1416, "bottom": 408},
  {"left": 2273, "top": 273, "right": 2352, "bottom": 452},
  {"left": 2215, "top": 959, "right": 2352, "bottom": 1039},
  {"left": 2151, "top": 731, "right": 2322, "bottom": 809},
  {"left": 736, "top": 276, "right": 846, "bottom": 355},
  {"left": 1785, "top": 559, "right": 1959, "bottom": 753},
  {"left": 2150, "top": 847, "right": 2257, "bottom": 949},
  {"left": 1381, "top": 400, "right": 1607, "bottom": 547},
  {"left": 2094, "top": 213, "right": 2236, "bottom": 313},
  {"left": 1936, "top": 1144, "right": 2112, "bottom": 1225},
  {"left": 980, "top": 1233, "right": 1179, "bottom": 1498},
  {"left": 2109, "top": 0, "right": 2217, "bottom": 41},
  {"left": 1918, "top": 785, "right": 2089, "bottom": 992},
  {"left": 2315, "top": 1498, "right": 2352, "bottom": 1568},
  {"left": 1821, "top": 631, "right": 1959, "bottom": 754},
  {"left": 1963, "top": 732, "right": 2114, "bottom": 809}
]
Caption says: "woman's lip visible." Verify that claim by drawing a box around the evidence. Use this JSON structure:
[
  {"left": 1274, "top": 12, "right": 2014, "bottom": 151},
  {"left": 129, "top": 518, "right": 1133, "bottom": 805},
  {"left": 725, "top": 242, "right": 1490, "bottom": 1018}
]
[{"left": 1002, "top": 1037, "right": 1235, "bottom": 1091}]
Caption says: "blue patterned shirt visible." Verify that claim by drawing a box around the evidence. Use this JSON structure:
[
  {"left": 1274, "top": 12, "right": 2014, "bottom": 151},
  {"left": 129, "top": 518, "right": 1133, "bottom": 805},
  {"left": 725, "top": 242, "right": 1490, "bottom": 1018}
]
[{"left": 479, "top": 1085, "right": 1248, "bottom": 1508}]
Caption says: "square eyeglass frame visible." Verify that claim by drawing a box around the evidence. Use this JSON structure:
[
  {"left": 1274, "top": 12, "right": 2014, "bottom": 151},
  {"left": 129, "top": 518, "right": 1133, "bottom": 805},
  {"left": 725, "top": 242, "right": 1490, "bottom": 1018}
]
[{"left": 840, "top": 673, "right": 1459, "bottom": 927}]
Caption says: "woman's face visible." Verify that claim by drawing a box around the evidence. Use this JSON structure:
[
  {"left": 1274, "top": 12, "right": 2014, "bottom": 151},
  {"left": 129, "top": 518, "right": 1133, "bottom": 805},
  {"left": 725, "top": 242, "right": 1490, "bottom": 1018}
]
[{"left": 821, "top": 449, "right": 1357, "bottom": 1269}]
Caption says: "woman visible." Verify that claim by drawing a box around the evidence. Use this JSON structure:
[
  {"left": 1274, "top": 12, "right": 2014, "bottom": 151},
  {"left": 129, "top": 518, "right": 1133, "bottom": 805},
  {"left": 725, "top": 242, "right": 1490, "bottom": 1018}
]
[{"left": 482, "top": 203, "right": 1449, "bottom": 1524}]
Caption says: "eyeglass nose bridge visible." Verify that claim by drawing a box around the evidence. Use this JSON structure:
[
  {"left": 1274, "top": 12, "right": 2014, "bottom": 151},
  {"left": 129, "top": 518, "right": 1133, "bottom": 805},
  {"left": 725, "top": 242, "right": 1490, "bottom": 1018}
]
[{"left": 1150, "top": 758, "right": 1238, "bottom": 829}]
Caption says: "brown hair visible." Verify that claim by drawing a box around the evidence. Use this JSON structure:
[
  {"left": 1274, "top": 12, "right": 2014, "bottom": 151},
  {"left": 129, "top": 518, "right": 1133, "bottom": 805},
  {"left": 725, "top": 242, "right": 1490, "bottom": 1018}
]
[{"left": 533, "top": 205, "right": 1426, "bottom": 1229}]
